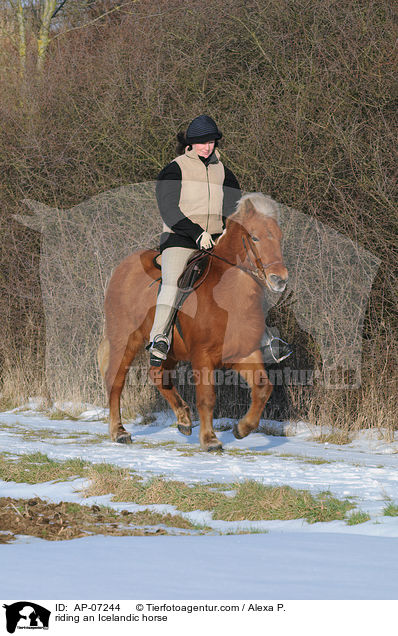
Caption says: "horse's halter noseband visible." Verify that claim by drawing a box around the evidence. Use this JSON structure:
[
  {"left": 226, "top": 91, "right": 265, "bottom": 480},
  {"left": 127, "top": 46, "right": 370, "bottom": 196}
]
[{"left": 241, "top": 234, "right": 283, "bottom": 282}]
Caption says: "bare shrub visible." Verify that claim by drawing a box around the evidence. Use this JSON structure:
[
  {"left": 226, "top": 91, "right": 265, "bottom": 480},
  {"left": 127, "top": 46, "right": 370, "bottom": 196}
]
[{"left": 0, "top": 0, "right": 395, "bottom": 431}]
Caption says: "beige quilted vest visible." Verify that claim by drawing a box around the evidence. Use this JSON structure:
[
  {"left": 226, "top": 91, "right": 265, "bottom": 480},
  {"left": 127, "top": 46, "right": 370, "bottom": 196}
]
[{"left": 162, "top": 147, "right": 225, "bottom": 236}]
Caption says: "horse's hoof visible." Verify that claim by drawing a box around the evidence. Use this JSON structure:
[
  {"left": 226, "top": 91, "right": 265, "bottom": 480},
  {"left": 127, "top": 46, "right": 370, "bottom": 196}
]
[
  {"left": 203, "top": 439, "right": 223, "bottom": 452},
  {"left": 177, "top": 423, "right": 192, "bottom": 436},
  {"left": 207, "top": 442, "right": 223, "bottom": 452},
  {"left": 115, "top": 433, "right": 132, "bottom": 444},
  {"left": 233, "top": 423, "right": 244, "bottom": 439}
]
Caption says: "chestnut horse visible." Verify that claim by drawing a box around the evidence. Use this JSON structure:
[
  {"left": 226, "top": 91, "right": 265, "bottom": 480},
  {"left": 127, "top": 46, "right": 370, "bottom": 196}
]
[{"left": 98, "top": 193, "right": 288, "bottom": 451}]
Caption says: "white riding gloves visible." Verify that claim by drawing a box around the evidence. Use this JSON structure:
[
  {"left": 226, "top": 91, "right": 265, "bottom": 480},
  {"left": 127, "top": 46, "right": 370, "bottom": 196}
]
[{"left": 196, "top": 231, "right": 215, "bottom": 250}]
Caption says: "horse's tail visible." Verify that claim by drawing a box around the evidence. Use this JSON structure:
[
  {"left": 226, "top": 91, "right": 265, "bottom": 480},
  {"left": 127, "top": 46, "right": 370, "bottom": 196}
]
[{"left": 97, "top": 337, "right": 110, "bottom": 378}]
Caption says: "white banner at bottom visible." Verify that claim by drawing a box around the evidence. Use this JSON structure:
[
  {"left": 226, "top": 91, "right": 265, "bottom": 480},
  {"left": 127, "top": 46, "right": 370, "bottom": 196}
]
[{"left": 1, "top": 599, "right": 396, "bottom": 635}]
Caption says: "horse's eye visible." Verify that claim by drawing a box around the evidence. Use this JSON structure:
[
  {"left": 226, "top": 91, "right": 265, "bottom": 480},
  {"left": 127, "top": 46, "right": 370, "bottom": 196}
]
[{"left": 251, "top": 235, "right": 259, "bottom": 242}]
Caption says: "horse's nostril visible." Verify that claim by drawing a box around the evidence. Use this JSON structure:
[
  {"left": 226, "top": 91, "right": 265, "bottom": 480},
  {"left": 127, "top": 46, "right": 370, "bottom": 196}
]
[
  {"left": 270, "top": 274, "right": 284, "bottom": 283},
  {"left": 269, "top": 274, "right": 288, "bottom": 289}
]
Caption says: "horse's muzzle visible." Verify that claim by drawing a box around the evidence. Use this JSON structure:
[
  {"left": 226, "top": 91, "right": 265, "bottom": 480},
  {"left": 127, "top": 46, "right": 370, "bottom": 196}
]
[{"left": 267, "top": 273, "right": 288, "bottom": 292}]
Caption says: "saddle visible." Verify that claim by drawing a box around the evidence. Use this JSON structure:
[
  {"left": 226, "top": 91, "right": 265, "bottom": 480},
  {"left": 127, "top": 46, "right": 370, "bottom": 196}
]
[
  {"left": 153, "top": 250, "right": 210, "bottom": 292},
  {"left": 152, "top": 250, "right": 211, "bottom": 341}
]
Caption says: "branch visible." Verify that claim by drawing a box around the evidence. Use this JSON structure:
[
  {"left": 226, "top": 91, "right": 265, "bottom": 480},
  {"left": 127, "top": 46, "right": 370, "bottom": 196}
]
[
  {"left": 51, "top": 0, "right": 68, "bottom": 20},
  {"left": 121, "top": 2, "right": 201, "bottom": 20},
  {"left": 49, "top": 0, "right": 138, "bottom": 42},
  {"left": 229, "top": 14, "right": 284, "bottom": 83},
  {"left": 0, "top": 21, "right": 18, "bottom": 48}
]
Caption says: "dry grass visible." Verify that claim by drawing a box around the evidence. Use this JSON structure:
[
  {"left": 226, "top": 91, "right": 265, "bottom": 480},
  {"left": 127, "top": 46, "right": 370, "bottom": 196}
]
[
  {"left": 289, "top": 360, "right": 398, "bottom": 441},
  {"left": 346, "top": 511, "right": 371, "bottom": 526},
  {"left": 314, "top": 432, "right": 353, "bottom": 446},
  {"left": 47, "top": 409, "right": 80, "bottom": 421},
  {"left": 83, "top": 464, "right": 355, "bottom": 524},
  {"left": 0, "top": 452, "right": 90, "bottom": 484},
  {"left": 0, "top": 496, "right": 207, "bottom": 543},
  {"left": 0, "top": 453, "right": 364, "bottom": 527},
  {"left": 0, "top": 353, "right": 49, "bottom": 412}
]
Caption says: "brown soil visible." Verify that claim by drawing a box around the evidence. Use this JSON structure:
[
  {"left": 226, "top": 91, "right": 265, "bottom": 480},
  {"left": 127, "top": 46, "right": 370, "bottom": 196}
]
[{"left": 0, "top": 497, "right": 197, "bottom": 543}]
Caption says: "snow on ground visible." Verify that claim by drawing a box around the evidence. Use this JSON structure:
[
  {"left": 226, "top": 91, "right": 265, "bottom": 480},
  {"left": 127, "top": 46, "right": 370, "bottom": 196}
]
[
  {"left": 0, "top": 402, "right": 397, "bottom": 599},
  {"left": 2, "top": 533, "right": 397, "bottom": 600}
]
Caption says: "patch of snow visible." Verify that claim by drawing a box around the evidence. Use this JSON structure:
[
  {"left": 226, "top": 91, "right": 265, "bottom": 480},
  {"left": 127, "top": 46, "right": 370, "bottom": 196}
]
[
  {"left": 1, "top": 405, "right": 398, "bottom": 600},
  {"left": 1, "top": 533, "right": 397, "bottom": 600}
]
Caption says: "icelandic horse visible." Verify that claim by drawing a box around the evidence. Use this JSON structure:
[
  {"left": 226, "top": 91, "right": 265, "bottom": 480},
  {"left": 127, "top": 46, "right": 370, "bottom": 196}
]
[{"left": 98, "top": 193, "right": 288, "bottom": 451}]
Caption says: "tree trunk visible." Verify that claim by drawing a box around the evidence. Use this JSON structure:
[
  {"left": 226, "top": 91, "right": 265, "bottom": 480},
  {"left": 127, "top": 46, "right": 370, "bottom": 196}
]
[
  {"left": 17, "top": 0, "right": 26, "bottom": 78},
  {"left": 37, "top": 0, "right": 57, "bottom": 71}
]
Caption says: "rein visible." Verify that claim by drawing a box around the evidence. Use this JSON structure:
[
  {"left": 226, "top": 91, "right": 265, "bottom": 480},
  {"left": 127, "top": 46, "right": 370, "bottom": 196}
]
[{"left": 149, "top": 231, "right": 283, "bottom": 290}]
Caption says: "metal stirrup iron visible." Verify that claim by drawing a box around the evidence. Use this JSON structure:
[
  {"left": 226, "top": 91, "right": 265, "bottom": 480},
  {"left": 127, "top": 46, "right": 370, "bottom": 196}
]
[
  {"left": 264, "top": 337, "right": 292, "bottom": 364},
  {"left": 149, "top": 334, "right": 170, "bottom": 367}
]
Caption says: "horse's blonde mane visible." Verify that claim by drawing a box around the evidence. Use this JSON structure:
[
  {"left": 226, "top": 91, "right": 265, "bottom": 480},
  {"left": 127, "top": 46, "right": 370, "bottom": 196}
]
[{"left": 233, "top": 192, "right": 280, "bottom": 223}]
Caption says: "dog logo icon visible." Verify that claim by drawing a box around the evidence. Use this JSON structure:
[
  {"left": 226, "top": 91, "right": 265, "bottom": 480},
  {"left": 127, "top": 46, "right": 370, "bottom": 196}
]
[{"left": 3, "top": 602, "right": 50, "bottom": 633}]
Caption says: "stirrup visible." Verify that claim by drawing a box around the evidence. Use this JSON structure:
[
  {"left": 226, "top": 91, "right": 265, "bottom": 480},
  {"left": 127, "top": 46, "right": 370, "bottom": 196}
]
[
  {"left": 148, "top": 334, "right": 170, "bottom": 367},
  {"left": 261, "top": 337, "right": 292, "bottom": 364}
]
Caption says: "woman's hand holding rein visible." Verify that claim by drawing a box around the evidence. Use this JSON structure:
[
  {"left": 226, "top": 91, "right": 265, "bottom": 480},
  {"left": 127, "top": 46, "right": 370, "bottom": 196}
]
[{"left": 196, "top": 231, "right": 215, "bottom": 250}]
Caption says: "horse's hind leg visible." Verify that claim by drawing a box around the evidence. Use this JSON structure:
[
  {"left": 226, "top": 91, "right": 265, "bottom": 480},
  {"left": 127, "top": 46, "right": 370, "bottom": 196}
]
[
  {"left": 149, "top": 359, "right": 193, "bottom": 435},
  {"left": 231, "top": 349, "right": 273, "bottom": 440},
  {"left": 99, "top": 331, "right": 144, "bottom": 444}
]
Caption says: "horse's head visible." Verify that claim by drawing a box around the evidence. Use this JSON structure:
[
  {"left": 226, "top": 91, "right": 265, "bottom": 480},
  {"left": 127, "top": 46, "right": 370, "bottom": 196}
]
[{"left": 224, "top": 193, "right": 288, "bottom": 292}]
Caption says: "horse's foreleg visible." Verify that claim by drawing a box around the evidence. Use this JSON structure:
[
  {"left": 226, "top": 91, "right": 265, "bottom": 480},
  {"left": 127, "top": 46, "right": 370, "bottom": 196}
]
[
  {"left": 149, "top": 359, "right": 193, "bottom": 435},
  {"left": 101, "top": 332, "right": 143, "bottom": 443},
  {"left": 231, "top": 349, "right": 273, "bottom": 439},
  {"left": 191, "top": 360, "right": 222, "bottom": 451}
]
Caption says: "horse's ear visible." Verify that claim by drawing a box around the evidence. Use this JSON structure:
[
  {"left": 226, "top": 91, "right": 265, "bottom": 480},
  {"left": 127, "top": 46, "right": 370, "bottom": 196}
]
[{"left": 243, "top": 198, "right": 256, "bottom": 218}]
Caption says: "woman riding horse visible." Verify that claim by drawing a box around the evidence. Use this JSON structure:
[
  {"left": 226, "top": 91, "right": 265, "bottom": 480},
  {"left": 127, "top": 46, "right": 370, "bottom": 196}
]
[
  {"left": 99, "top": 191, "right": 290, "bottom": 449},
  {"left": 148, "top": 114, "right": 291, "bottom": 366}
]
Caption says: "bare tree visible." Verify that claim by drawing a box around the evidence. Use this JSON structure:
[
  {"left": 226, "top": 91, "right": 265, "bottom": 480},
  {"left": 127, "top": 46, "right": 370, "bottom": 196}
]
[{"left": 0, "top": 0, "right": 135, "bottom": 74}]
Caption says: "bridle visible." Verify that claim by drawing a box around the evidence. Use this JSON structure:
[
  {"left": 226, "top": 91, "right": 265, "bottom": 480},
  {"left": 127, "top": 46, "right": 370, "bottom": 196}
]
[
  {"left": 241, "top": 234, "right": 283, "bottom": 280},
  {"left": 202, "top": 232, "right": 283, "bottom": 287}
]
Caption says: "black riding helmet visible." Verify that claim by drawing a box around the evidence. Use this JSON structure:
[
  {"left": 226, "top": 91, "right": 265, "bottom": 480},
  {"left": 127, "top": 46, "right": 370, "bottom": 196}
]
[{"left": 185, "top": 115, "right": 223, "bottom": 144}]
